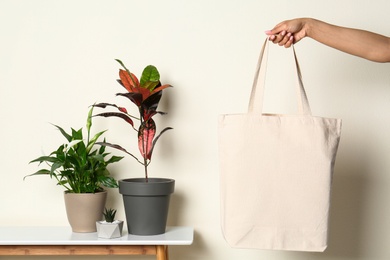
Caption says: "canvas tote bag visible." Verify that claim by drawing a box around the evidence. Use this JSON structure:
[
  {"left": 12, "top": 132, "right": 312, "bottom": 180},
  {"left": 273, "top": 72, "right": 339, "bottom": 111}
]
[{"left": 218, "top": 39, "right": 342, "bottom": 252}]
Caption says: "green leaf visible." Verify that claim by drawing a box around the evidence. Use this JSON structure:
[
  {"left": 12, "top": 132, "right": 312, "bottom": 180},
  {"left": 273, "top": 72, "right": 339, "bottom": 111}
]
[
  {"left": 71, "top": 128, "right": 83, "bottom": 140},
  {"left": 142, "top": 81, "right": 160, "bottom": 91},
  {"left": 103, "top": 208, "right": 117, "bottom": 222},
  {"left": 26, "top": 108, "right": 122, "bottom": 193},
  {"left": 89, "top": 153, "right": 105, "bottom": 163},
  {"left": 29, "top": 156, "right": 59, "bottom": 164},
  {"left": 24, "top": 169, "right": 50, "bottom": 180},
  {"left": 53, "top": 125, "right": 72, "bottom": 142},
  {"left": 99, "top": 175, "right": 119, "bottom": 188},
  {"left": 140, "top": 65, "right": 160, "bottom": 89},
  {"left": 50, "top": 161, "right": 64, "bottom": 177},
  {"left": 106, "top": 155, "right": 124, "bottom": 164},
  {"left": 86, "top": 106, "right": 94, "bottom": 135},
  {"left": 64, "top": 139, "right": 83, "bottom": 153},
  {"left": 115, "top": 59, "right": 129, "bottom": 71},
  {"left": 115, "top": 59, "right": 140, "bottom": 88},
  {"left": 86, "top": 130, "right": 107, "bottom": 153}
]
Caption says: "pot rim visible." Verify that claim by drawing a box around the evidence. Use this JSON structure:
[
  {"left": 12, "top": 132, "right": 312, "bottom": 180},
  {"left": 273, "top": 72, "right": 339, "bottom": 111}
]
[
  {"left": 118, "top": 178, "right": 175, "bottom": 196},
  {"left": 96, "top": 220, "right": 124, "bottom": 225},
  {"left": 119, "top": 177, "right": 174, "bottom": 183},
  {"left": 64, "top": 190, "right": 107, "bottom": 195}
]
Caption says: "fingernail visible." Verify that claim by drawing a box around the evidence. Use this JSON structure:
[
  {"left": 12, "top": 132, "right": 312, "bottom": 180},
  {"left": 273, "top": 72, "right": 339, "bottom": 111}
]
[
  {"left": 281, "top": 30, "right": 286, "bottom": 36},
  {"left": 265, "top": 30, "right": 272, "bottom": 35}
]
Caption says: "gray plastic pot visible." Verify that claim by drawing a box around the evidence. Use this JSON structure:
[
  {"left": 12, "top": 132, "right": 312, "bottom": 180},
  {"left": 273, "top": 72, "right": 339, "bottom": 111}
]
[{"left": 119, "top": 178, "right": 175, "bottom": 235}]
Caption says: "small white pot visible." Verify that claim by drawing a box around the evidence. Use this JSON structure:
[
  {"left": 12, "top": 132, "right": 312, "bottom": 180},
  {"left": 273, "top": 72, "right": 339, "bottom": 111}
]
[{"left": 96, "top": 220, "right": 124, "bottom": 239}]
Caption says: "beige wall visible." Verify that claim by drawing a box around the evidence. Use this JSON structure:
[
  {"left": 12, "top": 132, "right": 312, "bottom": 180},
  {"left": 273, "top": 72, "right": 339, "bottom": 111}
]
[{"left": 1, "top": 0, "right": 390, "bottom": 259}]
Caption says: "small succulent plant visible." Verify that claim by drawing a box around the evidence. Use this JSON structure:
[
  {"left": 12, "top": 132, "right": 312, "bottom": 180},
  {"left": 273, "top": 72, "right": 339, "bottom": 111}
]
[{"left": 103, "top": 208, "right": 117, "bottom": 223}]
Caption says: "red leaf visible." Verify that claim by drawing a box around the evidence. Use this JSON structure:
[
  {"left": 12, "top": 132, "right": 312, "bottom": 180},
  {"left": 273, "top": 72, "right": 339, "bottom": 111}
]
[
  {"left": 94, "top": 112, "right": 134, "bottom": 127},
  {"left": 139, "top": 87, "right": 152, "bottom": 101},
  {"left": 119, "top": 69, "right": 140, "bottom": 92},
  {"left": 151, "top": 84, "right": 172, "bottom": 95},
  {"left": 118, "top": 107, "right": 127, "bottom": 113},
  {"left": 138, "top": 120, "right": 156, "bottom": 160},
  {"left": 117, "top": 92, "right": 143, "bottom": 107}
]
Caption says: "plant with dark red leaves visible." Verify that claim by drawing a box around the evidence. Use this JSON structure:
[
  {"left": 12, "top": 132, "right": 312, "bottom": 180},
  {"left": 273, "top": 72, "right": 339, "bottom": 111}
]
[{"left": 93, "top": 60, "right": 172, "bottom": 181}]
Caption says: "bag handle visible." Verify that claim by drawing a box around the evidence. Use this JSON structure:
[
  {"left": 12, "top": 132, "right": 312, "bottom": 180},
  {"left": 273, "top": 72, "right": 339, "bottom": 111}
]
[{"left": 248, "top": 39, "right": 312, "bottom": 115}]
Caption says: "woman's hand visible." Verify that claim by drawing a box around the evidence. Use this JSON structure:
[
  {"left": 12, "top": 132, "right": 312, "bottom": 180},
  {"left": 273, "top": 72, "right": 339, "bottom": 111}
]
[{"left": 265, "top": 18, "right": 309, "bottom": 48}]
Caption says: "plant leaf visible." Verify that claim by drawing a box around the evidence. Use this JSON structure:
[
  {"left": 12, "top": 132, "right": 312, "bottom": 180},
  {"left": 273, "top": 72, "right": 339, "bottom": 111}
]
[
  {"left": 86, "top": 106, "right": 94, "bottom": 134},
  {"left": 142, "top": 91, "right": 162, "bottom": 112},
  {"left": 151, "top": 84, "right": 172, "bottom": 95},
  {"left": 50, "top": 161, "right": 64, "bottom": 177},
  {"left": 86, "top": 130, "right": 107, "bottom": 153},
  {"left": 94, "top": 112, "right": 134, "bottom": 127},
  {"left": 23, "top": 169, "right": 50, "bottom": 180},
  {"left": 106, "top": 155, "right": 124, "bottom": 164},
  {"left": 53, "top": 124, "right": 72, "bottom": 142},
  {"left": 119, "top": 69, "right": 139, "bottom": 92},
  {"left": 149, "top": 127, "right": 173, "bottom": 159},
  {"left": 64, "top": 139, "right": 83, "bottom": 153},
  {"left": 98, "top": 175, "right": 119, "bottom": 188},
  {"left": 96, "top": 142, "right": 143, "bottom": 164},
  {"left": 142, "top": 81, "right": 160, "bottom": 91},
  {"left": 71, "top": 128, "right": 83, "bottom": 140},
  {"left": 138, "top": 120, "right": 156, "bottom": 160},
  {"left": 29, "top": 155, "right": 59, "bottom": 164},
  {"left": 93, "top": 103, "right": 128, "bottom": 113},
  {"left": 116, "top": 92, "right": 144, "bottom": 107},
  {"left": 140, "top": 65, "right": 160, "bottom": 89}
]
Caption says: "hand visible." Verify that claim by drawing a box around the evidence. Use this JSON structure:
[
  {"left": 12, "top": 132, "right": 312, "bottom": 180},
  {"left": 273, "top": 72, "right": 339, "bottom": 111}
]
[
  {"left": 265, "top": 30, "right": 294, "bottom": 47},
  {"left": 265, "top": 18, "right": 309, "bottom": 48}
]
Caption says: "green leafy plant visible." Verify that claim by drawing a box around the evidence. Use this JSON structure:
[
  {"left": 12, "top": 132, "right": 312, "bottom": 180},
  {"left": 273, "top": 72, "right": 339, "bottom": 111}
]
[
  {"left": 93, "top": 60, "right": 172, "bottom": 182},
  {"left": 25, "top": 106, "right": 123, "bottom": 193},
  {"left": 103, "top": 208, "right": 117, "bottom": 223}
]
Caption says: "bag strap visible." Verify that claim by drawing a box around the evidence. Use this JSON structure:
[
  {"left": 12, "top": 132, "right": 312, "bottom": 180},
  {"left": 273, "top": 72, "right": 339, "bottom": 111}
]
[{"left": 248, "top": 39, "right": 312, "bottom": 115}]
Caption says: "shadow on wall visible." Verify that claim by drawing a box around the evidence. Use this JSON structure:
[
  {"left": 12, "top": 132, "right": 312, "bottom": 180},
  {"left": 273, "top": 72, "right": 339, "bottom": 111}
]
[
  {"left": 166, "top": 191, "right": 209, "bottom": 259},
  {"left": 166, "top": 191, "right": 186, "bottom": 226},
  {"left": 326, "top": 159, "right": 368, "bottom": 258},
  {"left": 291, "top": 144, "right": 370, "bottom": 260}
]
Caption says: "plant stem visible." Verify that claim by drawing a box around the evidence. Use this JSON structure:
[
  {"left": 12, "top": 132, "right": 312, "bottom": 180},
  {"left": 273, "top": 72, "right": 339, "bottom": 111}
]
[{"left": 144, "top": 158, "right": 148, "bottom": 182}]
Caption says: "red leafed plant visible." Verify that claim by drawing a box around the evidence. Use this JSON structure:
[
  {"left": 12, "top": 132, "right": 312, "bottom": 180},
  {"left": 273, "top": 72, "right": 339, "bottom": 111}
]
[{"left": 93, "top": 60, "right": 172, "bottom": 181}]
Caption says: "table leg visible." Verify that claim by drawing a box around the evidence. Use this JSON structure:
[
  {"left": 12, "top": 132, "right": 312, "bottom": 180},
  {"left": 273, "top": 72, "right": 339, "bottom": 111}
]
[{"left": 156, "top": 245, "right": 168, "bottom": 260}]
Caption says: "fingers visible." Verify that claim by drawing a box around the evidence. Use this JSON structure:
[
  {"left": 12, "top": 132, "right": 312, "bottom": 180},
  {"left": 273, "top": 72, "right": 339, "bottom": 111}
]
[
  {"left": 266, "top": 22, "right": 288, "bottom": 36},
  {"left": 265, "top": 30, "right": 294, "bottom": 48}
]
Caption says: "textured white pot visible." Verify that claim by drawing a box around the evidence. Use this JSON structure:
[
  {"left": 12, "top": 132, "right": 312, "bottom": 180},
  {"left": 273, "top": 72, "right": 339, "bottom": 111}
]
[{"left": 96, "top": 220, "right": 124, "bottom": 238}]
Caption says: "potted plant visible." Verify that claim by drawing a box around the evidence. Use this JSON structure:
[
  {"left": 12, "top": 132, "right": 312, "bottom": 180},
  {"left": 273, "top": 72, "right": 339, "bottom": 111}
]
[
  {"left": 93, "top": 59, "right": 174, "bottom": 235},
  {"left": 25, "top": 106, "right": 123, "bottom": 233},
  {"left": 96, "top": 208, "right": 124, "bottom": 239}
]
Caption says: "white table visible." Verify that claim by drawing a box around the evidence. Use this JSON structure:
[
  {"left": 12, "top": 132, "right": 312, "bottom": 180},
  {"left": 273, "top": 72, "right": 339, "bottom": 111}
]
[{"left": 0, "top": 226, "right": 193, "bottom": 260}]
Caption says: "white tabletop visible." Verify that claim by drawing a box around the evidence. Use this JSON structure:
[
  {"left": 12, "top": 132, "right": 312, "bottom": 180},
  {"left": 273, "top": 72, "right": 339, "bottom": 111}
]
[{"left": 0, "top": 226, "right": 193, "bottom": 246}]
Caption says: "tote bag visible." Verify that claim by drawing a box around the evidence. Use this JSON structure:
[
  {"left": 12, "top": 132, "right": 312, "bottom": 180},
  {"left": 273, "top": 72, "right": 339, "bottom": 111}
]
[{"left": 218, "top": 39, "right": 342, "bottom": 252}]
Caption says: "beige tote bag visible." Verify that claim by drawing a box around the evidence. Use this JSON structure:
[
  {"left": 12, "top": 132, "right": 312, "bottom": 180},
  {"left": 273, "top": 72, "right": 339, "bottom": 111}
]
[{"left": 218, "top": 39, "right": 342, "bottom": 252}]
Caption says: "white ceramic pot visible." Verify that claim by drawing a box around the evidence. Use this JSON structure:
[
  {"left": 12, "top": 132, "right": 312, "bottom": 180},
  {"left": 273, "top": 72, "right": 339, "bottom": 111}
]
[{"left": 96, "top": 220, "right": 124, "bottom": 238}]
